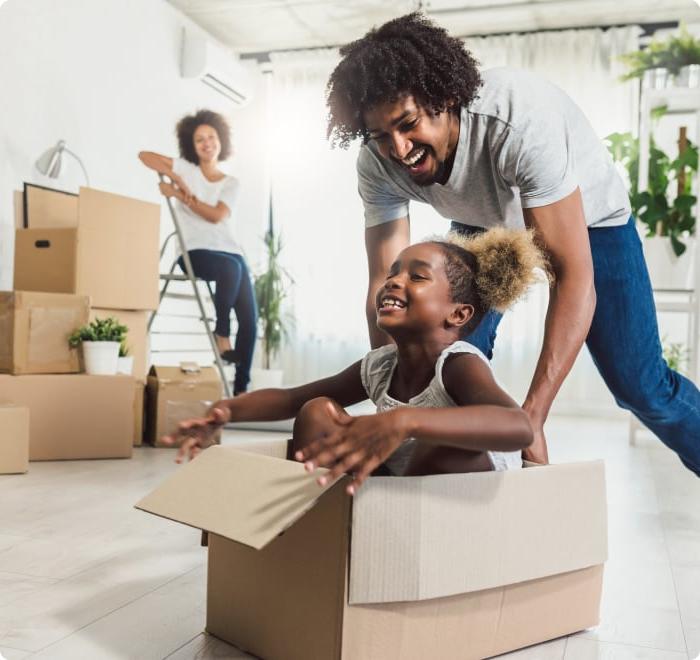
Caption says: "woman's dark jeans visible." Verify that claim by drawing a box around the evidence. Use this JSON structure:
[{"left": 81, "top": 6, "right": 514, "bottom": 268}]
[
  {"left": 178, "top": 249, "right": 257, "bottom": 394},
  {"left": 451, "top": 216, "right": 700, "bottom": 476}
]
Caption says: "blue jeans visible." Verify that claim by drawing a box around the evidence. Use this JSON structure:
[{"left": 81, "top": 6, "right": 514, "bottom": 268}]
[
  {"left": 178, "top": 250, "right": 257, "bottom": 394},
  {"left": 451, "top": 217, "right": 700, "bottom": 476}
]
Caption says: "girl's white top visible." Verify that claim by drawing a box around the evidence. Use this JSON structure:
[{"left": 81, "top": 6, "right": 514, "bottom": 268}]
[
  {"left": 172, "top": 157, "right": 242, "bottom": 255},
  {"left": 360, "top": 340, "right": 523, "bottom": 475}
]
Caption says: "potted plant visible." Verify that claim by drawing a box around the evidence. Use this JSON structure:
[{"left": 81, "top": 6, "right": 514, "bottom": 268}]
[
  {"left": 69, "top": 317, "right": 128, "bottom": 375},
  {"left": 251, "top": 229, "right": 293, "bottom": 389},
  {"left": 117, "top": 339, "right": 134, "bottom": 375},
  {"left": 605, "top": 125, "right": 697, "bottom": 288},
  {"left": 620, "top": 27, "right": 700, "bottom": 87},
  {"left": 663, "top": 337, "right": 690, "bottom": 374}
]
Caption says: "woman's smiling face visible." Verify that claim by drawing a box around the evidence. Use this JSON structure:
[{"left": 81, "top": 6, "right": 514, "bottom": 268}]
[{"left": 193, "top": 124, "right": 222, "bottom": 164}]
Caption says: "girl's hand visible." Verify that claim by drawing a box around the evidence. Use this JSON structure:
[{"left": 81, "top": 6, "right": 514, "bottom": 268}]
[
  {"left": 161, "top": 404, "right": 231, "bottom": 463},
  {"left": 295, "top": 404, "right": 410, "bottom": 495}
]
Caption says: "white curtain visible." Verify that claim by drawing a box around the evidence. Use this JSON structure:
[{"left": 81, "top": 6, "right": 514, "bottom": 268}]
[{"left": 268, "top": 27, "right": 641, "bottom": 414}]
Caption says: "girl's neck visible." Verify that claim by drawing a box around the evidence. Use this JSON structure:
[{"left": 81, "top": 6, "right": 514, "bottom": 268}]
[{"left": 390, "top": 335, "right": 458, "bottom": 401}]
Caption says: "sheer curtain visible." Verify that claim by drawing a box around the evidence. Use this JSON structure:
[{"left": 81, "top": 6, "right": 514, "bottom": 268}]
[{"left": 268, "top": 27, "right": 641, "bottom": 414}]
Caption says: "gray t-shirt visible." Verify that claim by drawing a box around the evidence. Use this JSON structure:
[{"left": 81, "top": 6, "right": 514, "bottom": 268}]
[{"left": 358, "top": 67, "right": 631, "bottom": 230}]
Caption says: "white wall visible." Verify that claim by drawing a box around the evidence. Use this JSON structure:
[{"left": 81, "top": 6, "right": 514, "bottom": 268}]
[{"left": 0, "top": 0, "right": 269, "bottom": 291}]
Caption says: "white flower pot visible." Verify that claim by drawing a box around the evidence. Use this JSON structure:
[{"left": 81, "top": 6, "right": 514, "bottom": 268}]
[
  {"left": 643, "top": 236, "right": 695, "bottom": 290},
  {"left": 82, "top": 341, "right": 120, "bottom": 375},
  {"left": 250, "top": 367, "right": 284, "bottom": 390},
  {"left": 117, "top": 355, "right": 134, "bottom": 375}
]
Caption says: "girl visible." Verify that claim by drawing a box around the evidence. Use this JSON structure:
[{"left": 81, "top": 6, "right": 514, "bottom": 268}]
[
  {"left": 139, "top": 109, "right": 257, "bottom": 394},
  {"left": 165, "top": 228, "right": 546, "bottom": 495}
]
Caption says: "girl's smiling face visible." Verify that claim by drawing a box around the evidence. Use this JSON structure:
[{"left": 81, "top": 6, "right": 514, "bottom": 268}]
[{"left": 376, "top": 242, "right": 473, "bottom": 337}]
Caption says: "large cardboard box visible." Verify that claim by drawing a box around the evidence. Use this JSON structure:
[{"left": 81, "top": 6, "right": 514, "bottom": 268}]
[
  {"left": 146, "top": 364, "right": 223, "bottom": 447},
  {"left": 137, "top": 442, "right": 608, "bottom": 660},
  {"left": 0, "top": 374, "right": 134, "bottom": 460},
  {"left": 0, "top": 291, "right": 89, "bottom": 375},
  {"left": 90, "top": 308, "right": 149, "bottom": 378},
  {"left": 23, "top": 183, "right": 78, "bottom": 229},
  {"left": 0, "top": 405, "right": 29, "bottom": 474},
  {"left": 13, "top": 187, "right": 160, "bottom": 310}
]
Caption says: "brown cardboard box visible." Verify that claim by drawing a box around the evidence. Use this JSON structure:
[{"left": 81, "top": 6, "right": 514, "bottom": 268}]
[
  {"left": 23, "top": 183, "right": 78, "bottom": 228},
  {"left": 0, "top": 291, "right": 89, "bottom": 374},
  {"left": 146, "top": 364, "right": 223, "bottom": 447},
  {"left": 13, "top": 190, "right": 23, "bottom": 229},
  {"left": 0, "top": 405, "right": 29, "bottom": 474},
  {"left": 90, "top": 309, "right": 149, "bottom": 378},
  {"left": 137, "top": 442, "right": 608, "bottom": 660},
  {"left": 0, "top": 374, "right": 134, "bottom": 460},
  {"left": 134, "top": 380, "right": 145, "bottom": 447},
  {"left": 13, "top": 187, "right": 160, "bottom": 310}
]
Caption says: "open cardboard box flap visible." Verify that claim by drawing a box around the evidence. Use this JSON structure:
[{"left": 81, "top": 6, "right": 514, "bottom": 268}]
[{"left": 135, "top": 446, "right": 343, "bottom": 550}]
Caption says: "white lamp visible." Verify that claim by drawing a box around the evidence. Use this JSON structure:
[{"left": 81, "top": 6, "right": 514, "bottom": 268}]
[{"left": 35, "top": 140, "right": 90, "bottom": 185}]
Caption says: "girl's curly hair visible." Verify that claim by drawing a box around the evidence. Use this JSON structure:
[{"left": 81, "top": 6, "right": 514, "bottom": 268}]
[
  {"left": 432, "top": 228, "right": 550, "bottom": 335},
  {"left": 176, "top": 109, "right": 232, "bottom": 164},
  {"left": 326, "top": 12, "right": 482, "bottom": 149}
]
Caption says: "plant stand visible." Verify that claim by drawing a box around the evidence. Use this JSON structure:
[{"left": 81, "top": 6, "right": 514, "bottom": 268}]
[{"left": 631, "top": 86, "right": 700, "bottom": 445}]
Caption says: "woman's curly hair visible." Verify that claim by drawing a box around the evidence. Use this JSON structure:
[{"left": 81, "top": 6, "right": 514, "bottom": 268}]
[
  {"left": 432, "top": 228, "right": 550, "bottom": 334},
  {"left": 176, "top": 109, "right": 232, "bottom": 164},
  {"left": 326, "top": 12, "right": 482, "bottom": 148}
]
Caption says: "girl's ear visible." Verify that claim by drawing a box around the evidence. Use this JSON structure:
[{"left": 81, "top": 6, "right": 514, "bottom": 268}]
[{"left": 446, "top": 303, "right": 474, "bottom": 329}]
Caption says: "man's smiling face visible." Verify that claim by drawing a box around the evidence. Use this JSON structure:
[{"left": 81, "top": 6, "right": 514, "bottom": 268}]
[{"left": 363, "top": 94, "right": 460, "bottom": 186}]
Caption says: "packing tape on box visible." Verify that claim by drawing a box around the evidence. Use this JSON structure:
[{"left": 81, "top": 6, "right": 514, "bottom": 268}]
[
  {"left": 164, "top": 399, "right": 214, "bottom": 437},
  {"left": 28, "top": 307, "right": 81, "bottom": 363}
]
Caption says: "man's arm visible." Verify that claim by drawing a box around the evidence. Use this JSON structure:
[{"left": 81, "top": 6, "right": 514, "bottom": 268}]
[
  {"left": 364, "top": 217, "right": 410, "bottom": 348},
  {"left": 522, "top": 187, "right": 596, "bottom": 462}
]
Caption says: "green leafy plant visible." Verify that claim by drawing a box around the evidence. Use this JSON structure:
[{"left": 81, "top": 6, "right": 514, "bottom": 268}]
[
  {"left": 254, "top": 230, "right": 293, "bottom": 369},
  {"left": 69, "top": 317, "right": 128, "bottom": 348},
  {"left": 663, "top": 338, "right": 690, "bottom": 373},
  {"left": 119, "top": 340, "right": 130, "bottom": 358},
  {"left": 620, "top": 27, "right": 700, "bottom": 80},
  {"left": 605, "top": 125, "right": 697, "bottom": 256}
]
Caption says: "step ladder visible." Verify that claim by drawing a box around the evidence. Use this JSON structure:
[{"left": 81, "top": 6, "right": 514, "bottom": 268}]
[{"left": 148, "top": 175, "right": 232, "bottom": 398}]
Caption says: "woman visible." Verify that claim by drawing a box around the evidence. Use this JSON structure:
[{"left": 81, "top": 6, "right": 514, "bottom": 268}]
[{"left": 139, "top": 109, "right": 257, "bottom": 395}]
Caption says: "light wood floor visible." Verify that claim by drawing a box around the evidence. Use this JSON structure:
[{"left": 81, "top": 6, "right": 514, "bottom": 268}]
[{"left": 0, "top": 415, "right": 698, "bottom": 660}]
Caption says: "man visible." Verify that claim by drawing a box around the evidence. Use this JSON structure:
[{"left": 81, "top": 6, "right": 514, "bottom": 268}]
[{"left": 325, "top": 12, "right": 700, "bottom": 473}]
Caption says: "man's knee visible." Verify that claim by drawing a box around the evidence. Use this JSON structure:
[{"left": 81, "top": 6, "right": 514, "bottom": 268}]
[{"left": 613, "top": 371, "right": 678, "bottom": 422}]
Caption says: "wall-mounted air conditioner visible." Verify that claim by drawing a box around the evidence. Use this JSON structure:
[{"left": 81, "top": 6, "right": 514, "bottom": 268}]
[{"left": 181, "top": 29, "right": 252, "bottom": 107}]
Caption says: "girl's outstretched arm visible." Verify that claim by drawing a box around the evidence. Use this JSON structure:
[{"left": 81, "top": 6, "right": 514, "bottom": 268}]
[{"left": 167, "top": 361, "right": 367, "bottom": 461}]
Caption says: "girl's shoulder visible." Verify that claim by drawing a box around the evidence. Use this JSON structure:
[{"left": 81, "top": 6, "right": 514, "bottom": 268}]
[
  {"left": 360, "top": 344, "right": 398, "bottom": 400},
  {"left": 435, "top": 341, "right": 491, "bottom": 390}
]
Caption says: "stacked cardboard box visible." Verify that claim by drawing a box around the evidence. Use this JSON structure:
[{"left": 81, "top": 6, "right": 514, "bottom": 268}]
[{"left": 3, "top": 183, "right": 161, "bottom": 457}]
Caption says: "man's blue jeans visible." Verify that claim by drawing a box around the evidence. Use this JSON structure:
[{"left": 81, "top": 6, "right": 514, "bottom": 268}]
[{"left": 453, "top": 217, "right": 700, "bottom": 476}]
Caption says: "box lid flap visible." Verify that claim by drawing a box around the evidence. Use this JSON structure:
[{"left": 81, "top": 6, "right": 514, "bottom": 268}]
[
  {"left": 348, "top": 460, "right": 607, "bottom": 604},
  {"left": 135, "top": 446, "right": 340, "bottom": 550},
  {"left": 148, "top": 364, "right": 220, "bottom": 384}
]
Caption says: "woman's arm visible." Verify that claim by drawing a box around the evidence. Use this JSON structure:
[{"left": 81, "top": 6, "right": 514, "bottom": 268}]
[{"left": 138, "top": 151, "right": 175, "bottom": 176}]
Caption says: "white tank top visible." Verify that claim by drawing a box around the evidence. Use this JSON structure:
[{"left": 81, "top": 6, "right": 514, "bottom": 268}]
[{"left": 360, "top": 340, "right": 523, "bottom": 475}]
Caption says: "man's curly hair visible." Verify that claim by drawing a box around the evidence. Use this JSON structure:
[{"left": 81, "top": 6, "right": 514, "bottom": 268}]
[
  {"left": 326, "top": 12, "right": 482, "bottom": 149},
  {"left": 176, "top": 109, "right": 232, "bottom": 164}
]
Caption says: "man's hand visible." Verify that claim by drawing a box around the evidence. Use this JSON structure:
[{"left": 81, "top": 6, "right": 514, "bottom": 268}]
[
  {"left": 521, "top": 407, "right": 549, "bottom": 464},
  {"left": 161, "top": 404, "right": 231, "bottom": 463},
  {"left": 295, "top": 404, "right": 409, "bottom": 495}
]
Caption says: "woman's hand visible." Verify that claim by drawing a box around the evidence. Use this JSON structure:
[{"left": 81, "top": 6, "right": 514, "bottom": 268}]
[
  {"left": 295, "top": 404, "right": 410, "bottom": 495},
  {"left": 171, "top": 174, "right": 193, "bottom": 204},
  {"left": 161, "top": 403, "right": 232, "bottom": 463},
  {"left": 158, "top": 181, "right": 178, "bottom": 198}
]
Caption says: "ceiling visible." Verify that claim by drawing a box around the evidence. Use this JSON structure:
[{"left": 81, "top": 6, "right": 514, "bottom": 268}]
[{"left": 167, "top": 0, "right": 700, "bottom": 55}]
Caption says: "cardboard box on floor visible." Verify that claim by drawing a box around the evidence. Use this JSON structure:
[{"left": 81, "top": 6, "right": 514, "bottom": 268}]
[
  {"left": 13, "top": 186, "right": 160, "bottom": 310},
  {"left": 136, "top": 441, "right": 608, "bottom": 660},
  {"left": 89, "top": 309, "right": 149, "bottom": 378},
  {"left": 0, "top": 374, "right": 134, "bottom": 461},
  {"left": 0, "top": 405, "right": 29, "bottom": 474},
  {"left": 146, "top": 364, "right": 223, "bottom": 447},
  {"left": 0, "top": 291, "right": 89, "bottom": 375}
]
